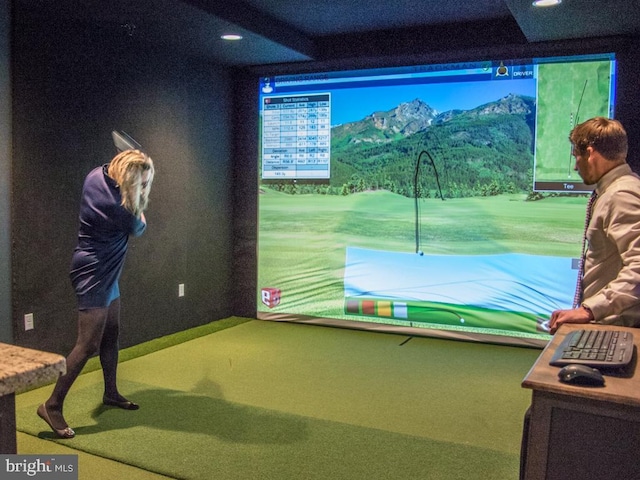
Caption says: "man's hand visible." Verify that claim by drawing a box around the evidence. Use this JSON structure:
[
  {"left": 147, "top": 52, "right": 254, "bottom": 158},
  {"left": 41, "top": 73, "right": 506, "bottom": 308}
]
[{"left": 549, "top": 306, "right": 594, "bottom": 334}]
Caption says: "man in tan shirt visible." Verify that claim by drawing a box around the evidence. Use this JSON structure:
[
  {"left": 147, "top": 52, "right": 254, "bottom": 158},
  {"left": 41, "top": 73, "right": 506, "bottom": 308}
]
[{"left": 550, "top": 117, "right": 640, "bottom": 333}]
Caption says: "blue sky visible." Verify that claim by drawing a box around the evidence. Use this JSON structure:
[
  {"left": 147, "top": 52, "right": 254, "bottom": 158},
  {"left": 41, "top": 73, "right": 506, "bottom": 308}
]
[{"left": 328, "top": 79, "right": 536, "bottom": 126}]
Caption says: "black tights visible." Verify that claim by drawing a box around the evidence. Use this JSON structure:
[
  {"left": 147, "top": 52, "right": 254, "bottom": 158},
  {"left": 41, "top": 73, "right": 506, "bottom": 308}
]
[{"left": 45, "top": 298, "right": 125, "bottom": 427}]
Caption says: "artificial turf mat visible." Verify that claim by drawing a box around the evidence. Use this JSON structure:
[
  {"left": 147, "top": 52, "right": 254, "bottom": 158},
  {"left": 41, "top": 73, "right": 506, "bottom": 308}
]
[{"left": 16, "top": 319, "right": 541, "bottom": 479}]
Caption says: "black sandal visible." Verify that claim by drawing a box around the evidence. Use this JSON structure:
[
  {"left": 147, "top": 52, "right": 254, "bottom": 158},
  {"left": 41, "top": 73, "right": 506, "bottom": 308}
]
[{"left": 103, "top": 395, "right": 140, "bottom": 410}]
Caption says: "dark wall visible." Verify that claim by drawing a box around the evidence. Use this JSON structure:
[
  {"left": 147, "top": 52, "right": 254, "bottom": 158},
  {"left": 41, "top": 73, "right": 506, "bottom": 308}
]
[
  {"left": 231, "top": 72, "right": 259, "bottom": 318},
  {"left": 11, "top": 13, "right": 234, "bottom": 354},
  {"left": 613, "top": 40, "right": 640, "bottom": 172},
  {"left": 0, "top": 0, "right": 11, "bottom": 344}
]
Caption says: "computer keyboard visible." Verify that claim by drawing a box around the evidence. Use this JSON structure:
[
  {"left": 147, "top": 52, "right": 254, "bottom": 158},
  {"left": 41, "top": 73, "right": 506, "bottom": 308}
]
[{"left": 549, "top": 328, "right": 635, "bottom": 368}]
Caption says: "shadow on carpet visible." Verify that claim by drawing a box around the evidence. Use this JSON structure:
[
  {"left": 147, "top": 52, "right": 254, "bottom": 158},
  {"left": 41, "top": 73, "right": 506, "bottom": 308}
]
[{"left": 17, "top": 379, "right": 518, "bottom": 480}]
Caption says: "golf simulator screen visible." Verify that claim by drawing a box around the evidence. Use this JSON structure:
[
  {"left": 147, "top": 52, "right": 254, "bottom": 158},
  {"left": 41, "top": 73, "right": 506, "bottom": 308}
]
[{"left": 255, "top": 52, "right": 617, "bottom": 346}]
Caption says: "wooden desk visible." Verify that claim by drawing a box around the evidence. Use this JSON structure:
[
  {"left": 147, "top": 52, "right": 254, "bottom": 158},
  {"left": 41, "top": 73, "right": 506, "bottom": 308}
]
[
  {"left": 521, "top": 324, "right": 640, "bottom": 480},
  {"left": 0, "top": 343, "right": 65, "bottom": 453}
]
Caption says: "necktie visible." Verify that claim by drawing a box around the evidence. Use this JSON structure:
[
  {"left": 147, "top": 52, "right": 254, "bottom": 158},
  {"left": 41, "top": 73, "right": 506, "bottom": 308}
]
[{"left": 572, "top": 190, "right": 598, "bottom": 308}]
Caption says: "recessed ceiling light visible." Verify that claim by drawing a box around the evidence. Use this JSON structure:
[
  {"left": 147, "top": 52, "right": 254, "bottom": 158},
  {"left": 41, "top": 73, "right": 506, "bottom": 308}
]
[
  {"left": 221, "top": 34, "right": 243, "bottom": 41},
  {"left": 532, "top": 0, "right": 562, "bottom": 6}
]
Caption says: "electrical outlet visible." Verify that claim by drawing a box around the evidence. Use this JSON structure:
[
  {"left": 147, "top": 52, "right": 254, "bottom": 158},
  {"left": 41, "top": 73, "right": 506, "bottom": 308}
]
[
  {"left": 24, "top": 313, "right": 34, "bottom": 331},
  {"left": 178, "top": 284, "right": 185, "bottom": 297}
]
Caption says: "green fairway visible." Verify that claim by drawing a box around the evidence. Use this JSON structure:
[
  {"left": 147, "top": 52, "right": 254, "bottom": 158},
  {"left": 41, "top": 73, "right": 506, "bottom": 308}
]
[
  {"left": 535, "top": 60, "right": 613, "bottom": 182},
  {"left": 257, "top": 188, "right": 586, "bottom": 338}
]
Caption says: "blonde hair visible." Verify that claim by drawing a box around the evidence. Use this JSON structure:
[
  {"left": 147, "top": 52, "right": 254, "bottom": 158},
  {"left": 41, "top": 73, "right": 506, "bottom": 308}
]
[
  {"left": 107, "top": 149, "right": 154, "bottom": 216},
  {"left": 569, "top": 117, "right": 628, "bottom": 162}
]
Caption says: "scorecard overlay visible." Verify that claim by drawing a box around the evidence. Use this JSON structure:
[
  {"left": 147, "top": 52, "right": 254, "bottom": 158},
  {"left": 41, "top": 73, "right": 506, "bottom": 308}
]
[{"left": 261, "top": 94, "right": 331, "bottom": 182}]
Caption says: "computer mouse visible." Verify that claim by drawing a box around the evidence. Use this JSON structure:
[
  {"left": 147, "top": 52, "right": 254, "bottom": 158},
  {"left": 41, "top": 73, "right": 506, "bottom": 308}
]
[{"left": 557, "top": 364, "right": 605, "bottom": 386}]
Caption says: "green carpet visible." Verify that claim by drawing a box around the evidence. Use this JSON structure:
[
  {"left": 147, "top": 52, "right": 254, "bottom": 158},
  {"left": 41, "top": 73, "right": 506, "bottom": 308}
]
[{"left": 16, "top": 319, "right": 541, "bottom": 479}]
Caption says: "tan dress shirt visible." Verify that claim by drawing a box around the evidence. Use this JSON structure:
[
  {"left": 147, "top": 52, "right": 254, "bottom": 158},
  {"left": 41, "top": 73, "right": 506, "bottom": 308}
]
[{"left": 582, "top": 163, "right": 640, "bottom": 326}]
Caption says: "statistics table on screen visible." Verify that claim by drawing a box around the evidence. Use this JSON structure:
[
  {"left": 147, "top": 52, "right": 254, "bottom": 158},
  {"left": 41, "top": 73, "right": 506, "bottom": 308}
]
[{"left": 261, "top": 94, "right": 331, "bottom": 180}]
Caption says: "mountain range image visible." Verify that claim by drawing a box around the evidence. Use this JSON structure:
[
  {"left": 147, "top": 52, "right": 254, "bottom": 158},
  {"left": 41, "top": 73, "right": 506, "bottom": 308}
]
[
  {"left": 332, "top": 94, "right": 535, "bottom": 147},
  {"left": 329, "top": 94, "right": 537, "bottom": 196},
  {"left": 332, "top": 98, "right": 439, "bottom": 145}
]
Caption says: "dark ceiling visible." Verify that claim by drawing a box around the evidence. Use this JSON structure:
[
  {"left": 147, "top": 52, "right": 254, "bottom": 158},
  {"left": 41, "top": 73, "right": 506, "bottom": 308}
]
[{"left": 13, "top": 0, "right": 640, "bottom": 67}]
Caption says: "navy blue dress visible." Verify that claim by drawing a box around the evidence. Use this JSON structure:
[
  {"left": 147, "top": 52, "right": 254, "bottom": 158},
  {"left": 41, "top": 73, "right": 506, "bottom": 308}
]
[{"left": 69, "top": 165, "right": 146, "bottom": 309}]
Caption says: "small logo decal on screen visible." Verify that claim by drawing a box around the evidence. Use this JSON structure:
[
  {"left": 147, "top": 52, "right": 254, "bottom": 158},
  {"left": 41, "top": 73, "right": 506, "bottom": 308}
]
[{"left": 261, "top": 288, "right": 281, "bottom": 308}]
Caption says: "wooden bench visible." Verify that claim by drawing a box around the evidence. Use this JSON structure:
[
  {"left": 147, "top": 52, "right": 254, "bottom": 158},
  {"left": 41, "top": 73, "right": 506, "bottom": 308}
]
[{"left": 0, "top": 343, "right": 65, "bottom": 453}]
